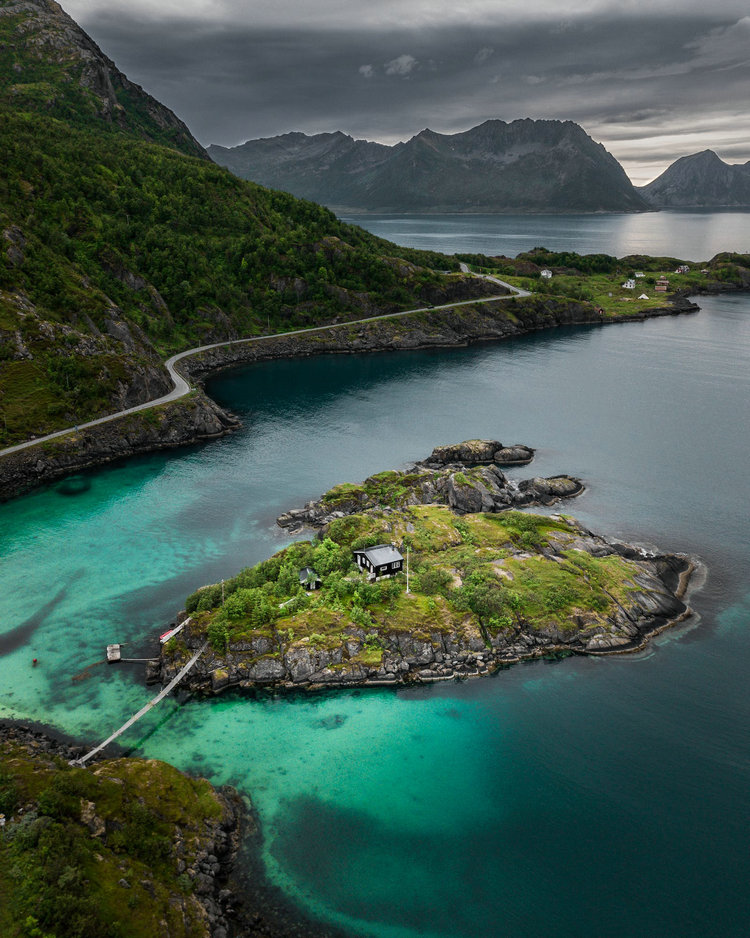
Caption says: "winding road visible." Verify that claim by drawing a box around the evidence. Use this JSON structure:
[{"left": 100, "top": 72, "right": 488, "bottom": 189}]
[{"left": 0, "top": 271, "right": 528, "bottom": 459}]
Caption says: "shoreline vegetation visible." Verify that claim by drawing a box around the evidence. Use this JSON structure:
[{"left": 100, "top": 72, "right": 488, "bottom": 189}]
[
  {"left": 0, "top": 259, "right": 715, "bottom": 501},
  {"left": 155, "top": 441, "right": 696, "bottom": 697},
  {"left": 0, "top": 722, "right": 348, "bottom": 938}
]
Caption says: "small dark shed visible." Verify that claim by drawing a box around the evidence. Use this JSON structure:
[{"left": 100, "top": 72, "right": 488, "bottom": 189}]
[
  {"left": 299, "top": 567, "right": 322, "bottom": 590},
  {"left": 352, "top": 544, "right": 404, "bottom": 580}
]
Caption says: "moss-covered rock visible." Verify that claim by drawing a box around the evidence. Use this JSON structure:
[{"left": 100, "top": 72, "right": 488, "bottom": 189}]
[{"left": 0, "top": 727, "right": 241, "bottom": 938}]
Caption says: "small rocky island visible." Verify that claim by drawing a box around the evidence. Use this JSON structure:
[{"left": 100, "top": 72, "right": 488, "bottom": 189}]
[
  {"left": 277, "top": 439, "right": 580, "bottom": 532},
  {"left": 155, "top": 442, "right": 694, "bottom": 695}
]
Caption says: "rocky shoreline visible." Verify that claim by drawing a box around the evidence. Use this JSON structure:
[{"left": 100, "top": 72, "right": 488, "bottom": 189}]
[
  {"left": 0, "top": 721, "right": 348, "bottom": 938},
  {"left": 0, "top": 292, "right": 699, "bottom": 502},
  {"left": 0, "top": 390, "right": 239, "bottom": 502},
  {"left": 155, "top": 516, "right": 696, "bottom": 697}
]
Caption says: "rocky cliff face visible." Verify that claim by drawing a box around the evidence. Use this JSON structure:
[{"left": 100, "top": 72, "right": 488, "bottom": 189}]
[
  {"left": 639, "top": 150, "right": 750, "bottom": 208},
  {"left": 209, "top": 119, "right": 650, "bottom": 213},
  {"left": 0, "top": 0, "right": 207, "bottom": 157}
]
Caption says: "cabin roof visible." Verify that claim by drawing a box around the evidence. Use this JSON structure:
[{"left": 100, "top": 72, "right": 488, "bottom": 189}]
[{"left": 354, "top": 544, "right": 403, "bottom": 566}]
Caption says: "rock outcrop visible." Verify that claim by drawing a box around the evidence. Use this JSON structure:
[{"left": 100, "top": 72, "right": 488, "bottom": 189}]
[
  {"left": 277, "top": 441, "right": 580, "bottom": 531},
  {"left": 422, "top": 439, "right": 535, "bottom": 467}
]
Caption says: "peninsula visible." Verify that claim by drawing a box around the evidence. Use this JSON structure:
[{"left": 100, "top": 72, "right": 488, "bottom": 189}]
[
  {"left": 0, "top": 724, "right": 243, "bottom": 938},
  {"left": 156, "top": 442, "right": 694, "bottom": 695}
]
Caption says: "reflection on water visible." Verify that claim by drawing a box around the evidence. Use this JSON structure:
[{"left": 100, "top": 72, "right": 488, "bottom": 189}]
[{"left": 339, "top": 210, "right": 750, "bottom": 261}]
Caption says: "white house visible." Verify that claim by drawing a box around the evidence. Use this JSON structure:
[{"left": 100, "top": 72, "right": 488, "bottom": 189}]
[
  {"left": 638, "top": 293, "right": 649, "bottom": 300},
  {"left": 622, "top": 279, "right": 636, "bottom": 289},
  {"left": 634, "top": 271, "right": 645, "bottom": 278},
  {"left": 540, "top": 269, "right": 553, "bottom": 279}
]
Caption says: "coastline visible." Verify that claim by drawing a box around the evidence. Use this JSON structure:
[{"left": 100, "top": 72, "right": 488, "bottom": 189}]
[
  {"left": 0, "top": 720, "right": 349, "bottom": 938},
  {"left": 0, "top": 292, "right": 699, "bottom": 502}
]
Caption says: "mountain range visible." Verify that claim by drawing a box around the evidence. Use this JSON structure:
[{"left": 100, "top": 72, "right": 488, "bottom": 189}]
[
  {"left": 209, "top": 127, "right": 750, "bottom": 214},
  {"left": 638, "top": 150, "right": 750, "bottom": 208},
  {"left": 208, "top": 121, "right": 651, "bottom": 214}
]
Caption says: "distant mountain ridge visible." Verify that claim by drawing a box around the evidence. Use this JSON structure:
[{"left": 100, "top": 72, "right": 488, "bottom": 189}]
[
  {"left": 208, "top": 120, "right": 650, "bottom": 214},
  {"left": 638, "top": 150, "right": 750, "bottom": 208}
]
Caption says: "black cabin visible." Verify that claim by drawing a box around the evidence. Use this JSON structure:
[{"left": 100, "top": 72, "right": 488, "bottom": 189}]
[{"left": 352, "top": 544, "right": 404, "bottom": 580}]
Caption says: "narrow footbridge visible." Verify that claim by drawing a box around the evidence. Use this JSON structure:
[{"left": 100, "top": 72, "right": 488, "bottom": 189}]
[{"left": 73, "top": 642, "right": 208, "bottom": 767}]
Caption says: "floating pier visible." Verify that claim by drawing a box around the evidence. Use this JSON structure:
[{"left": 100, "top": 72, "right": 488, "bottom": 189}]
[{"left": 73, "top": 642, "right": 208, "bottom": 767}]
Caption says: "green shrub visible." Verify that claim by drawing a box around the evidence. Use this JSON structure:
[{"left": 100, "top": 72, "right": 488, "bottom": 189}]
[
  {"left": 207, "top": 619, "right": 229, "bottom": 652},
  {"left": 416, "top": 566, "right": 453, "bottom": 596}
]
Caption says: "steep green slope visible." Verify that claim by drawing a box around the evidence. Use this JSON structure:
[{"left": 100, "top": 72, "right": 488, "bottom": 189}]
[
  {"left": 0, "top": 732, "right": 234, "bottom": 938},
  {"left": 0, "top": 1, "right": 478, "bottom": 446}
]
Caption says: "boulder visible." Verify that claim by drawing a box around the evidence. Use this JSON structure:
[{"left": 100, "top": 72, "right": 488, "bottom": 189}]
[
  {"left": 493, "top": 444, "right": 535, "bottom": 465},
  {"left": 426, "top": 439, "right": 502, "bottom": 465},
  {"left": 246, "top": 657, "right": 285, "bottom": 683}
]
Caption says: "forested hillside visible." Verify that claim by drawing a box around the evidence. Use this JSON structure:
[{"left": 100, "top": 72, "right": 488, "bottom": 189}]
[{"left": 0, "top": 1, "right": 480, "bottom": 446}]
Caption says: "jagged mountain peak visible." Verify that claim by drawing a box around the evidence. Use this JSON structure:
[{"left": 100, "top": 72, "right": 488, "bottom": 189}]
[{"left": 209, "top": 118, "right": 648, "bottom": 213}]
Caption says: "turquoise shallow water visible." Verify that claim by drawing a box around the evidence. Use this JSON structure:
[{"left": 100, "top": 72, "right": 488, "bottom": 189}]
[{"left": 2, "top": 214, "right": 750, "bottom": 935}]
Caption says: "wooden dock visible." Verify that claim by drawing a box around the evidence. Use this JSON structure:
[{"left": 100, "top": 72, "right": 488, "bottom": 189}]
[{"left": 73, "top": 642, "right": 208, "bottom": 767}]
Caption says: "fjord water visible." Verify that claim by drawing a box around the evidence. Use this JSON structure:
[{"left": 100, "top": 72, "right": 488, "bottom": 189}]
[
  {"left": 2, "top": 220, "right": 750, "bottom": 935},
  {"left": 340, "top": 210, "right": 750, "bottom": 260}
]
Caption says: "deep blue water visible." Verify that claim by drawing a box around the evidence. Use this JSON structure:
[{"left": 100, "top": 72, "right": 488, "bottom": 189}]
[{"left": 1, "top": 214, "right": 750, "bottom": 936}]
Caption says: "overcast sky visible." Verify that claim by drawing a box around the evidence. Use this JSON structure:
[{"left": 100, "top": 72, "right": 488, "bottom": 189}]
[{"left": 65, "top": 0, "right": 750, "bottom": 184}]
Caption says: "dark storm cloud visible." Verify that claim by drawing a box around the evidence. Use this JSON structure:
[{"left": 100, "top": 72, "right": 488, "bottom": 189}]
[{"left": 72, "top": 7, "right": 750, "bottom": 183}]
